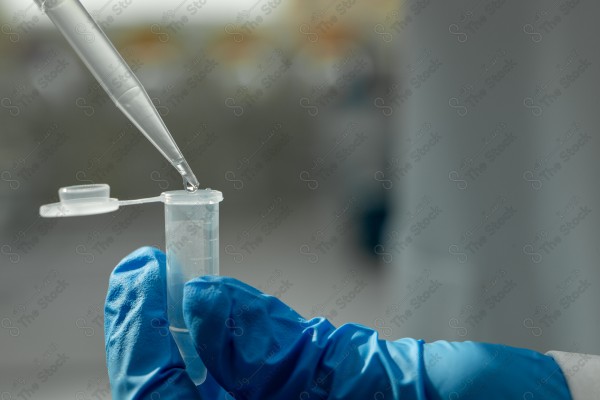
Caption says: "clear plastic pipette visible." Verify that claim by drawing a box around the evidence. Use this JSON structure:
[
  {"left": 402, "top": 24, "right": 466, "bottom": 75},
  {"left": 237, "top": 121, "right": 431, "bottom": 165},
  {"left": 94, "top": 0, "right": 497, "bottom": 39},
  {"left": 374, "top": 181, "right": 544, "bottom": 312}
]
[{"left": 34, "top": 0, "right": 199, "bottom": 191}]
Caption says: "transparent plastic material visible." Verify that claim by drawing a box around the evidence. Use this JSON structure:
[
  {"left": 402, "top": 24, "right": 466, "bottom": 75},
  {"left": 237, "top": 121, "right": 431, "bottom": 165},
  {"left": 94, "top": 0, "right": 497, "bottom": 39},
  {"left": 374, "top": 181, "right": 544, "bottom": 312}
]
[
  {"left": 35, "top": 0, "right": 199, "bottom": 190},
  {"left": 40, "top": 183, "right": 118, "bottom": 217},
  {"left": 39, "top": 184, "right": 158, "bottom": 217},
  {"left": 164, "top": 190, "right": 222, "bottom": 385},
  {"left": 39, "top": 185, "right": 223, "bottom": 384}
]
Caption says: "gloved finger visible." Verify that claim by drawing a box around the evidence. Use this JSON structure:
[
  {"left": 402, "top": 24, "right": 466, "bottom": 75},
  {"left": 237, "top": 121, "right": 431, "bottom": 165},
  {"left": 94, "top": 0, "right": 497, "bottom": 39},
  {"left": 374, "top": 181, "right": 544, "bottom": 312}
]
[
  {"left": 104, "top": 246, "right": 224, "bottom": 399},
  {"left": 183, "top": 276, "right": 427, "bottom": 399}
]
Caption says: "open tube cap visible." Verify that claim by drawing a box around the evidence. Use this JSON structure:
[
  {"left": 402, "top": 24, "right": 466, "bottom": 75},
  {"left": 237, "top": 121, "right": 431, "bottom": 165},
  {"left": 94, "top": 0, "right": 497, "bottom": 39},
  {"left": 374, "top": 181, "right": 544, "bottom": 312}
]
[
  {"left": 40, "top": 184, "right": 223, "bottom": 217},
  {"left": 40, "top": 184, "right": 119, "bottom": 217}
]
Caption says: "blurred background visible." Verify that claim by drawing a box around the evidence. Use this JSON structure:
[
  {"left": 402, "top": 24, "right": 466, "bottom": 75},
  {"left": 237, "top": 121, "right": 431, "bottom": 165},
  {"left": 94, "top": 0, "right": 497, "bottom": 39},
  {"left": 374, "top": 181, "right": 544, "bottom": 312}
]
[{"left": 1, "top": 0, "right": 600, "bottom": 398}]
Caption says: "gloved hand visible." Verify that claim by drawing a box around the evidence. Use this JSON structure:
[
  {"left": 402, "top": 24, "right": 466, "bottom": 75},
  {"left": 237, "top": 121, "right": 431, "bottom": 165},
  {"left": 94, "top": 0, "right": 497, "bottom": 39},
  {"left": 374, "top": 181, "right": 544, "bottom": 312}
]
[{"left": 104, "top": 247, "right": 572, "bottom": 399}]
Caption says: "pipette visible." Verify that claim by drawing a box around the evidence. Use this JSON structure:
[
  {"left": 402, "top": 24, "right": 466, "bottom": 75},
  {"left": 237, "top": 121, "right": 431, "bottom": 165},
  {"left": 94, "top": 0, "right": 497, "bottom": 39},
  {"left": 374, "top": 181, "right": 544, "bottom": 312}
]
[{"left": 34, "top": 0, "right": 199, "bottom": 191}]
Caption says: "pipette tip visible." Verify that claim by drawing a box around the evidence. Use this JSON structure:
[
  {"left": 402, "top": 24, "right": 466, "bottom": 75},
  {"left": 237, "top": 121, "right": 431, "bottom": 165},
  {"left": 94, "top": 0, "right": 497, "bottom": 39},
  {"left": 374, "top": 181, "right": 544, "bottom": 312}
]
[
  {"left": 174, "top": 160, "right": 199, "bottom": 192},
  {"left": 184, "top": 179, "right": 199, "bottom": 192}
]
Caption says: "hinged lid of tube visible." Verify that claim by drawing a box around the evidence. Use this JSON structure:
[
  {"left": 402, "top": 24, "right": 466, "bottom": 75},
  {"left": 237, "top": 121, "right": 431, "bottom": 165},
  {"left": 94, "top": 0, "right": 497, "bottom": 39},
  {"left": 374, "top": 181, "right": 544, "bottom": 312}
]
[
  {"left": 40, "top": 184, "right": 119, "bottom": 217},
  {"left": 40, "top": 183, "right": 222, "bottom": 217}
]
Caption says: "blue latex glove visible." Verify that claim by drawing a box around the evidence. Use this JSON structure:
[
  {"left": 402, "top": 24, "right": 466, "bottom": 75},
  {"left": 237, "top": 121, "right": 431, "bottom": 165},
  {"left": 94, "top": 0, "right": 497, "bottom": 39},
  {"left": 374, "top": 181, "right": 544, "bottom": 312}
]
[{"left": 105, "top": 247, "right": 572, "bottom": 399}]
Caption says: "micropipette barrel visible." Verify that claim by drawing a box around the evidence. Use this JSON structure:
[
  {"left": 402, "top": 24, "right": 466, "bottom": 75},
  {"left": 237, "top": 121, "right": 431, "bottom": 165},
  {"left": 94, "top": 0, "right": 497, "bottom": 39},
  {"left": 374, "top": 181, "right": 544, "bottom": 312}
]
[{"left": 34, "top": 0, "right": 199, "bottom": 190}]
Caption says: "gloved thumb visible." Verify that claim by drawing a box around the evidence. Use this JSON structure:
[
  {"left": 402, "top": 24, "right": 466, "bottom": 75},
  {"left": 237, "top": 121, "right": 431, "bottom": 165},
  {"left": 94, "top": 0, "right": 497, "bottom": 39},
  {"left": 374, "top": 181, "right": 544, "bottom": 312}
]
[{"left": 183, "top": 276, "right": 326, "bottom": 399}]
